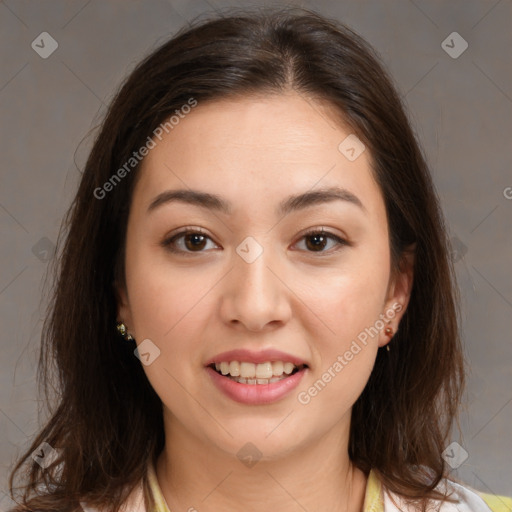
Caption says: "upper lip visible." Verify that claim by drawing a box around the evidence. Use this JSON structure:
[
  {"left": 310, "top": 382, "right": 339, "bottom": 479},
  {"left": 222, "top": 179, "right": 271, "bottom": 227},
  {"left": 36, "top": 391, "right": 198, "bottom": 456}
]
[{"left": 205, "top": 348, "right": 309, "bottom": 367}]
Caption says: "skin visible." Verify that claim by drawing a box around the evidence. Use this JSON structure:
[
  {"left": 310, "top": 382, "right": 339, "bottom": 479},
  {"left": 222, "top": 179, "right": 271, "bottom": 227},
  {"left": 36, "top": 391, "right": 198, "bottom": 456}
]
[{"left": 117, "top": 91, "right": 414, "bottom": 512}]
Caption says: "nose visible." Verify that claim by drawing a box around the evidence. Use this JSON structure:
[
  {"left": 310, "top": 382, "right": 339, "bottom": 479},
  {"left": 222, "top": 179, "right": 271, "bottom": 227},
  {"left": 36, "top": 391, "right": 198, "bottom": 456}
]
[{"left": 219, "top": 241, "right": 292, "bottom": 332}]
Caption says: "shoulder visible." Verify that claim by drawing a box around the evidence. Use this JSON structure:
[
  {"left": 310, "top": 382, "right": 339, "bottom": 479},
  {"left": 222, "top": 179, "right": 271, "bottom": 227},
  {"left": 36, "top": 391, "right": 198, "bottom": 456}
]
[
  {"left": 387, "top": 476, "right": 512, "bottom": 512},
  {"left": 80, "top": 479, "right": 146, "bottom": 512},
  {"left": 436, "top": 476, "right": 512, "bottom": 512},
  {"left": 365, "top": 469, "right": 512, "bottom": 512},
  {"left": 471, "top": 489, "right": 512, "bottom": 512},
  {"left": 79, "top": 459, "right": 165, "bottom": 512},
  {"left": 440, "top": 477, "right": 512, "bottom": 512}
]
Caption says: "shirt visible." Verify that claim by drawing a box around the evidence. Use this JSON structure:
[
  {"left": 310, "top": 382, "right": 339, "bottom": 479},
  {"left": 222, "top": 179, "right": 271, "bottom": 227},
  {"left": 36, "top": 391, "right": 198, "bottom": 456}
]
[{"left": 81, "top": 459, "right": 512, "bottom": 512}]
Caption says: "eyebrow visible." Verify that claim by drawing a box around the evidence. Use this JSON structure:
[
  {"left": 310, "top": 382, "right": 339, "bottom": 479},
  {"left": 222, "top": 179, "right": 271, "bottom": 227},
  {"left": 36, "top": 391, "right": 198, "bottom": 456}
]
[{"left": 147, "top": 186, "right": 366, "bottom": 216}]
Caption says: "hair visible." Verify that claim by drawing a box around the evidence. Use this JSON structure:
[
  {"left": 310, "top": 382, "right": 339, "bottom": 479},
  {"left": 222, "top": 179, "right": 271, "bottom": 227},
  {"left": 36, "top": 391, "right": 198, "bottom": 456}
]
[{"left": 8, "top": 6, "right": 465, "bottom": 512}]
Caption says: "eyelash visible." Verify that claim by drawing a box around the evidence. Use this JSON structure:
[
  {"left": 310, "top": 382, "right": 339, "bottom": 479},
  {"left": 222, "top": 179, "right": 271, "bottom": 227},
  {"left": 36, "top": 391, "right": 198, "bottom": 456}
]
[{"left": 161, "top": 227, "right": 349, "bottom": 256}]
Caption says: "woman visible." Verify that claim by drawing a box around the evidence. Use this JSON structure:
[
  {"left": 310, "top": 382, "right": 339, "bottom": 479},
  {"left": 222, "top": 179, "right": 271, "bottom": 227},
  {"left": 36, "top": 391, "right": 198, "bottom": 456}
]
[{"left": 7, "top": 7, "right": 512, "bottom": 512}]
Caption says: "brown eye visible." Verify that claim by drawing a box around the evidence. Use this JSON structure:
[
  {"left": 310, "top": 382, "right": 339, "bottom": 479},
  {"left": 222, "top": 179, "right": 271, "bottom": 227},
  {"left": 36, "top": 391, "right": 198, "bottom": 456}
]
[
  {"left": 182, "top": 233, "right": 207, "bottom": 251},
  {"left": 305, "top": 232, "right": 329, "bottom": 251},
  {"left": 162, "top": 229, "right": 218, "bottom": 254},
  {"left": 296, "top": 229, "right": 348, "bottom": 254}
]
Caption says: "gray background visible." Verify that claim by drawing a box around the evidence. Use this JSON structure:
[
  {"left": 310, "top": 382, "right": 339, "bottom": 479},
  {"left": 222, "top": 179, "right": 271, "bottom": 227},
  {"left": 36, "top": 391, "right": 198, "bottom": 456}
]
[{"left": 0, "top": 0, "right": 511, "bottom": 509}]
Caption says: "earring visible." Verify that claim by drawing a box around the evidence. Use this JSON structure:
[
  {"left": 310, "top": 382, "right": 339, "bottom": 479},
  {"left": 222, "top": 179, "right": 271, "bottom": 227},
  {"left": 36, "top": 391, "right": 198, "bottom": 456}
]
[
  {"left": 384, "top": 325, "right": 393, "bottom": 352},
  {"left": 116, "top": 322, "right": 134, "bottom": 341}
]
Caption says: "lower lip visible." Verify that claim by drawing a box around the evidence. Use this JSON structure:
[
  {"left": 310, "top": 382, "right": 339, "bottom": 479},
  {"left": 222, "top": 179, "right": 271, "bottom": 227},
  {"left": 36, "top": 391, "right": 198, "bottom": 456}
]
[{"left": 205, "top": 366, "right": 307, "bottom": 405}]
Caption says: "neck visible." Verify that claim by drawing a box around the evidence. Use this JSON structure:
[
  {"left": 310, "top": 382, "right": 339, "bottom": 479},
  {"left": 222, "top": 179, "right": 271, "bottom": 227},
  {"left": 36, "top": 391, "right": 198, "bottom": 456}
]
[{"left": 156, "top": 413, "right": 367, "bottom": 512}]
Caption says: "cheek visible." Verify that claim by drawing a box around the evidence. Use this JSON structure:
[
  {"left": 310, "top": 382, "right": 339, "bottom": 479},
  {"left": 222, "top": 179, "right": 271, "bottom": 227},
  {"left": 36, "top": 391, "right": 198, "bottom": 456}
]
[
  {"left": 304, "top": 248, "right": 390, "bottom": 340},
  {"left": 124, "top": 249, "right": 214, "bottom": 405},
  {"left": 296, "top": 266, "right": 387, "bottom": 414},
  {"left": 125, "top": 243, "right": 214, "bottom": 339}
]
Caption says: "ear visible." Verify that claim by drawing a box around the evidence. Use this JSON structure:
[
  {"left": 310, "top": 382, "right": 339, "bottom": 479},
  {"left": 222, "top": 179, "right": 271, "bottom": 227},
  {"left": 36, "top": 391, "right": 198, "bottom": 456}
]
[
  {"left": 378, "top": 243, "right": 415, "bottom": 348},
  {"left": 114, "top": 278, "right": 133, "bottom": 332}
]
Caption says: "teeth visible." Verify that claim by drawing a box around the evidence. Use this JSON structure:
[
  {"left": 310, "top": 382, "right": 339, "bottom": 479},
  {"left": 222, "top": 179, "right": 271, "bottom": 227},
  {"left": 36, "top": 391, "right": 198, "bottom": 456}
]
[
  {"left": 240, "top": 362, "right": 256, "bottom": 378},
  {"left": 229, "top": 361, "right": 240, "bottom": 376},
  {"left": 272, "top": 361, "right": 283, "bottom": 375},
  {"left": 283, "top": 362, "right": 295, "bottom": 375},
  {"left": 213, "top": 360, "right": 303, "bottom": 379},
  {"left": 225, "top": 374, "right": 289, "bottom": 385},
  {"left": 256, "top": 362, "right": 273, "bottom": 379}
]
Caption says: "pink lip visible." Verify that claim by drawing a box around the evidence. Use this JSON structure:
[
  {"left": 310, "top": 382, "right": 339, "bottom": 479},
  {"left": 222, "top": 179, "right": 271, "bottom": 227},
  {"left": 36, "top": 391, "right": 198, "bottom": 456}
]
[
  {"left": 204, "top": 348, "right": 308, "bottom": 367},
  {"left": 205, "top": 365, "right": 308, "bottom": 405}
]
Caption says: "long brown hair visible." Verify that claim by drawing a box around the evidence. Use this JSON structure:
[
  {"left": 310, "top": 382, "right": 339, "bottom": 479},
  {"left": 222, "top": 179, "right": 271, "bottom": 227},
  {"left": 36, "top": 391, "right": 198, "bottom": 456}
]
[{"left": 8, "top": 6, "right": 465, "bottom": 511}]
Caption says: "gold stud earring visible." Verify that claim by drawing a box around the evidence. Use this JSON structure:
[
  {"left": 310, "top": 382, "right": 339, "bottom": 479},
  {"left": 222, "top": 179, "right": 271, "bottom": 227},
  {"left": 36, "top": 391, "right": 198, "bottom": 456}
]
[
  {"left": 116, "top": 322, "right": 134, "bottom": 341},
  {"left": 384, "top": 325, "right": 393, "bottom": 352}
]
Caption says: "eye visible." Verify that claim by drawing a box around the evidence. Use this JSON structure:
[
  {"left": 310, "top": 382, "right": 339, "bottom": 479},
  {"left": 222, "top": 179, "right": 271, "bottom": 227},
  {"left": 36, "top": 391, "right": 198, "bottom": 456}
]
[
  {"left": 161, "top": 227, "right": 349, "bottom": 255},
  {"left": 161, "top": 228, "right": 219, "bottom": 254},
  {"left": 294, "top": 228, "right": 349, "bottom": 254}
]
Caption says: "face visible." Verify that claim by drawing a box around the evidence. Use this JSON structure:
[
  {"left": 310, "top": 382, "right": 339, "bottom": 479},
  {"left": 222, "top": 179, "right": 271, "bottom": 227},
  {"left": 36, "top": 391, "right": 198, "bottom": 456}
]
[{"left": 117, "top": 92, "right": 413, "bottom": 461}]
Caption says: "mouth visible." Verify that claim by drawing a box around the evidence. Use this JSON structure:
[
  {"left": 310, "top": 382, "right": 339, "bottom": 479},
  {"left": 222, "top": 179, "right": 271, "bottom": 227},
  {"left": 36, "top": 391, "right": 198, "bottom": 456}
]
[{"left": 207, "top": 361, "right": 309, "bottom": 385}]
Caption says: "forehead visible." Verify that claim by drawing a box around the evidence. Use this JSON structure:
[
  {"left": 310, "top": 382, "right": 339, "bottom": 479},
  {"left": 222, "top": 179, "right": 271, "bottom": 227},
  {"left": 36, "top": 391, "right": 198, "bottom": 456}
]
[{"left": 133, "top": 93, "right": 383, "bottom": 218}]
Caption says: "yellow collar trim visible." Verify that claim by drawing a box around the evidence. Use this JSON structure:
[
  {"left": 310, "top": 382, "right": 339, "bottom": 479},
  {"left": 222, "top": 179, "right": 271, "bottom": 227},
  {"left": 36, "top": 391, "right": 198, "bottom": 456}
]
[
  {"left": 147, "top": 459, "right": 171, "bottom": 512},
  {"left": 148, "top": 460, "right": 384, "bottom": 512},
  {"left": 363, "top": 468, "right": 384, "bottom": 512}
]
